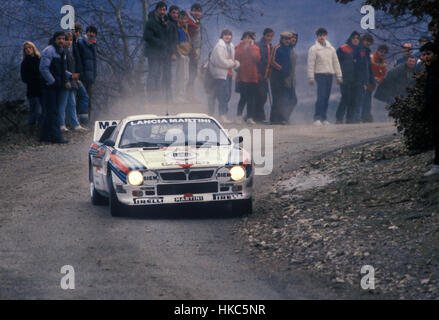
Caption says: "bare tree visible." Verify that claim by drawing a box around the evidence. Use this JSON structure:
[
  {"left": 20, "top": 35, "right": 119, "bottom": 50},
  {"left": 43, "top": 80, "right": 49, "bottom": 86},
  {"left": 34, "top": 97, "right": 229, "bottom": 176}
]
[{"left": 0, "top": 0, "right": 261, "bottom": 108}]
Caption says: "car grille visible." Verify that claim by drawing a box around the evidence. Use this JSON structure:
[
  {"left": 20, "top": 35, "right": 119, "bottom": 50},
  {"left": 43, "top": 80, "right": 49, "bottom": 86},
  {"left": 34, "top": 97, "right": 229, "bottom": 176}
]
[
  {"left": 157, "top": 182, "right": 218, "bottom": 195},
  {"left": 159, "top": 170, "right": 215, "bottom": 181},
  {"left": 160, "top": 172, "right": 186, "bottom": 181},
  {"left": 189, "top": 170, "right": 214, "bottom": 180}
]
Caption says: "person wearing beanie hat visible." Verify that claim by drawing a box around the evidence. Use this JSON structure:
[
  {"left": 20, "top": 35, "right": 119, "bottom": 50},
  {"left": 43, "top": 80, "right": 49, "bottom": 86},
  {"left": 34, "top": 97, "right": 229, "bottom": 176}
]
[{"left": 421, "top": 42, "right": 439, "bottom": 176}]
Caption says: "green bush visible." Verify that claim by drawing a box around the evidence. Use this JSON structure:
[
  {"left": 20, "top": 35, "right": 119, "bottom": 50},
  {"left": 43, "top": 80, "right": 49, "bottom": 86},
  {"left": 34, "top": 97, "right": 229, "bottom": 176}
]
[{"left": 387, "top": 72, "right": 435, "bottom": 153}]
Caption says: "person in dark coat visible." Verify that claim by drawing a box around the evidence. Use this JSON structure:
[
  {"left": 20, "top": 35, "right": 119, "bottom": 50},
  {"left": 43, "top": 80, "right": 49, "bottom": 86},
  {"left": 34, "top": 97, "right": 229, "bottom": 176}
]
[
  {"left": 335, "top": 31, "right": 361, "bottom": 124},
  {"left": 254, "top": 28, "right": 274, "bottom": 123},
  {"left": 144, "top": 2, "right": 172, "bottom": 104},
  {"left": 270, "top": 32, "right": 293, "bottom": 124},
  {"left": 72, "top": 22, "right": 89, "bottom": 125},
  {"left": 21, "top": 41, "right": 42, "bottom": 134},
  {"left": 39, "top": 31, "right": 77, "bottom": 144},
  {"left": 186, "top": 3, "right": 203, "bottom": 102},
  {"left": 77, "top": 25, "right": 98, "bottom": 120},
  {"left": 374, "top": 56, "right": 417, "bottom": 104},
  {"left": 358, "top": 33, "right": 376, "bottom": 123},
  {"left": 284, "top": 30, "right": 299, "bottom": 122},
  {"left": 421, "top": 42, "right": 439, "bottom": 176}
]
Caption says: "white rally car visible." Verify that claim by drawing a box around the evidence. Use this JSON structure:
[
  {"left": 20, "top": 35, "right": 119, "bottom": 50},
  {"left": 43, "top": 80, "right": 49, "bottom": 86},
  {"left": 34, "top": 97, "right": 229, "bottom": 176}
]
[{"left": 88, "top": 113, "right": 253, "bottom": 217}]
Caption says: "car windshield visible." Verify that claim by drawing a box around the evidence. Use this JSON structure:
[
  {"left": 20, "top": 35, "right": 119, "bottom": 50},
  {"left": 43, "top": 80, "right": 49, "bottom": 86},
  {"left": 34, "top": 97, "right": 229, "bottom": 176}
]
[{"left": 119, "top": 118, "right": 231, "bottom": 149}]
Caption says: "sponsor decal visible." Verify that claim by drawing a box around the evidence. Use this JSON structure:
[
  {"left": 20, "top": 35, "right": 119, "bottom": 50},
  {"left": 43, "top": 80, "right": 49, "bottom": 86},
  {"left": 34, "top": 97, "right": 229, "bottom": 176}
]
[
  {"left": 98, "top": 121, "right": 119, "bottom": 130},
  {"left": 133, "top": 197, "right": 164, "bottom": 205},
  {"left": 174, "top": 196, "right": 204, "bottom": 202},
  {"left": 213, "top": 193, "right": 244, "bottom": 201},
  {"left": 129, "top": 118, "right": 212, "bottom": 126},
  {"left": 143, "top": 171, "right": 158, "bottom": 185},
  {"left": 216, "top": 167, "right": 231, "bottom": 182}
]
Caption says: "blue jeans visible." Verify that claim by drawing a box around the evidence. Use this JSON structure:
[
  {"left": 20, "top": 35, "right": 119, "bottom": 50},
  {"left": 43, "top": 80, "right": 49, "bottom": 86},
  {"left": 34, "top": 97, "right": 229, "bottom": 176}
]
[
  {"left": 208, "top": 77, "right": 232, "bottom": 115},
  {"left": 59, "top": 89, "right": 80, "bottom": 128},
  {"left": 28, "top": 97, "right": 42, "bottom": 125},
  {"left": 76, "top": 83, "right": 89, "bottom": 115},
  {"left": 314, "top": 74, "right": 333, "bottom": 121}
]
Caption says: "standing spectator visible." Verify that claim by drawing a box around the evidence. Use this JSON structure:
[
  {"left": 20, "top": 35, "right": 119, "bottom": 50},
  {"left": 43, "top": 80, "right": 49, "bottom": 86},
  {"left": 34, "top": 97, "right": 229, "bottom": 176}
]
[
  {"left": 358, "top": 33, "right": 376, "bottom": 123},
  {"left": 186, "top": 3, "right": 203, "bottom": 102},
  {"left": 174, "top": 11, "right": 192, "bottom": 103},
  {"left": 235, "top": 31, "right": 261, "bottom": 125},
  {"left": 335, "top": 31, "right": 361, "bottom": 124},
  {"left": 255, "top": 28, "right": 274, "bottom": 123},
  {"left": 77, "top": 25, "right": 98, "bottom": 120},
  {"left": 59, "top": 32, "right": 86, "bottom": 132},
  {"left": 39, "top": 31, "right": 76, "bottom": 144},
  {"left": 167, "top": 5, "right": 180, "bottom": 102},
  {"left": 307, "top": 28, "right": 342, "bottom": 126},
  {"left": 270, "top": 32, "right": 293, "bottom": 124},
  {"left": 363, "top": 44, "right": 388, "bottom": 123},
  {"left": 395, "top": 43, "right": 413, "bottom": 66},
  {"left": 72, "top": 22, "right": 89, "bottom": 125},
  {"left": 421, "top": 42, "right": 439, "bottom": 176},
  {"left": 20, "top": 41, "right": 42, "bottom": 135},
  {"left": 143, "top": 2, "right": 171, "bottom": 104},
  {"left": 284, "top": 30, "right": 299, "bottom": 122},
  {"left": 374, "top": 56, "right": 417, "bottom": 104},
  {"left": 208, "top": 29, "right": 240, "bottom": 123}
]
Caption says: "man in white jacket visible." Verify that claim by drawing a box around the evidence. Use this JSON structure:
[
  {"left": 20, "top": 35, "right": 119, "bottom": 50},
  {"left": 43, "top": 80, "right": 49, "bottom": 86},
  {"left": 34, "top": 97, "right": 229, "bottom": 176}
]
[
  {"left": 208, "top": 29, "right": 240, "bottom": 123},
  {"left": 308, "top": 27, "right": 343, "bottom": 126}
]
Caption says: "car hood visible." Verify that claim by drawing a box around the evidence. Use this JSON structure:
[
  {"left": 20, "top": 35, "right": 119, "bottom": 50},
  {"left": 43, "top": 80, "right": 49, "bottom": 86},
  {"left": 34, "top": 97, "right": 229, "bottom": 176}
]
[{"left": 117, "top": 145, "right": 242, "bottom": 170}]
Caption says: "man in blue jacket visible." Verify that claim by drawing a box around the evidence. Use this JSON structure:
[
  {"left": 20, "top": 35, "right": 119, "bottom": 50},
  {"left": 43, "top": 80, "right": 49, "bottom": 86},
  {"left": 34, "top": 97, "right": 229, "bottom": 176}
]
[
  {"left": 77, "top": 25, "right": 98, "bottom": 121},
  {"left": 270, "top": 32, "right": 293, "bottom": 124},
  {"left": 39, "top": 31, "right": 78, "bottom": 143},
  {"left": 335, "top": 31, "right": 361, "bottom": 124}
]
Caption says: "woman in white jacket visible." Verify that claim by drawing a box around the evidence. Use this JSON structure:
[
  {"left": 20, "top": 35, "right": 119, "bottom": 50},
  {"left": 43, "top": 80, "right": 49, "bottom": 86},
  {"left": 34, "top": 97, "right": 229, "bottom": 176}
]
[
  {"left": 208, "top": 29, "right": 240, "bottom": 123},
  {"left": 307, "top": 28, "right": 343, "bottom": 125}
]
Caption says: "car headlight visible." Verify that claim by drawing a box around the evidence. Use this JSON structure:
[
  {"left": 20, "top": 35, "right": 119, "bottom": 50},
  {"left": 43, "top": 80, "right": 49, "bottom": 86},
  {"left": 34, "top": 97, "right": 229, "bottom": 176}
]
[
  {"left": 230, "top": 166, "right": 246, "bottom": 182},
  {"left": 127, "top": 170, "right": 143, "bottom": 186}
]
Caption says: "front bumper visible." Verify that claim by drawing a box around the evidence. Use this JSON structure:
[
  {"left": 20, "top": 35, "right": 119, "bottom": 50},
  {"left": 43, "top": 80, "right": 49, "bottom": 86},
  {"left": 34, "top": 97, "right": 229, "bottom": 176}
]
[{"left": 111, "top": 171, "right": 253, "bottom": 206}]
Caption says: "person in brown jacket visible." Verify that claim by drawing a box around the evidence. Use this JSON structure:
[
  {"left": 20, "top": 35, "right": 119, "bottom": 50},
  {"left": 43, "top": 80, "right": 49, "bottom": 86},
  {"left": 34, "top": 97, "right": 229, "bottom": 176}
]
[{"left": 235, "top": 31, "right": 261, "bottom": 124}]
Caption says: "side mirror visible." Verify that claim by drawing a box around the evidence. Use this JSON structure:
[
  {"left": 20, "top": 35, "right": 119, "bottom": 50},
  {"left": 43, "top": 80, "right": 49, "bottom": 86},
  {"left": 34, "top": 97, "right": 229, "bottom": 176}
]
[
  {"left": 103, "top": 139, "right": 115, "bottom": 147},
  {"left": 233, "top": 136, "right": 244, "bottom": 144}
]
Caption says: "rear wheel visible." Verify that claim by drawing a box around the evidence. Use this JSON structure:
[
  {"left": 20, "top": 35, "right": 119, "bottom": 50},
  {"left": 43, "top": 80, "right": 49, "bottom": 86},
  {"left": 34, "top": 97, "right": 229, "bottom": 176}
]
[
  {"left": 108, "top": 173, "right": 126, "bottom": 217},
  {"left": 89, "top": 164, "right": 107, "bottom": 206},
  {"left": 232, "top": 198, "right": 253, "bottom": 216}
]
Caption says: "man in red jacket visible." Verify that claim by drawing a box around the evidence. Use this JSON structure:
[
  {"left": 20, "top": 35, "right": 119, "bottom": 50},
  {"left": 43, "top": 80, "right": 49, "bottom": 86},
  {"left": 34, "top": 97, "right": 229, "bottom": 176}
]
[
  {"left": 363, "top": 44, "right": 388, "bottom": 122},
  {"left": 235, "top": 31, "right": 261, "bottom": 124}
]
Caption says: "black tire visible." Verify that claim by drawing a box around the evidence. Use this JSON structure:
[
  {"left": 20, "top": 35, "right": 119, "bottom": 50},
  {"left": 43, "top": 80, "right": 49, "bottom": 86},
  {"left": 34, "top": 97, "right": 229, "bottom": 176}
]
[
  {"left": 108, "top": 173, "right": 126, "bottom": 217},
  {"left": 89, "top": 164, "right": 108, "bottom": 206},
  {"left": 232, "top": 198, "right": 253, "bottom": 216}
]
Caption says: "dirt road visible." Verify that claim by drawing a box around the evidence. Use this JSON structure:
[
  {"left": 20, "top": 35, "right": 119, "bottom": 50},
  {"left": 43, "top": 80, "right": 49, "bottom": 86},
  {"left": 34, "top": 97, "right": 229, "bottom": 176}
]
[{"left": 0, "top": 113, "right": 396, "bottom": 298}]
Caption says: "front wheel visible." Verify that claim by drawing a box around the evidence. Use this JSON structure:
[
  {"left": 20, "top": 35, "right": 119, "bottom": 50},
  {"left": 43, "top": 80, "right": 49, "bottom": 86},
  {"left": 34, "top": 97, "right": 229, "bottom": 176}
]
[
  {"left": 108, "top": 173, "right": 126, "bottom": 217},
  {"left": 232, "top": 198, "right": 253, "bottom": 216},
  {"left": 90, "top": 165, "right": 108, "bottom": 206}
]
